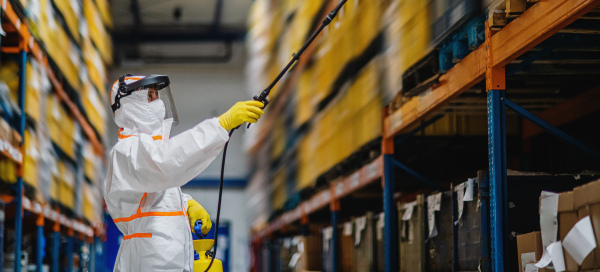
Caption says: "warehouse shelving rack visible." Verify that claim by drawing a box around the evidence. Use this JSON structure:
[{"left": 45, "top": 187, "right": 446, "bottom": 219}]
[
  {"left": 251, "top": 0, "right": 600, "bottom": 272},
  {"left": 0, "top": 1, "right": 106, "bottom": 271}
]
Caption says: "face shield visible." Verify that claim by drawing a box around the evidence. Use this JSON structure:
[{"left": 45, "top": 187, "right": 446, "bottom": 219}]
[{"left": 111, "top": 74, "right": 180, "bottom": 126}]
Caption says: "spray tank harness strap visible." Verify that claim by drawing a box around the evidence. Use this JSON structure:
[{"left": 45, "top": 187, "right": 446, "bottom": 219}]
[{"left": 111, "top": 74, "right": 171, "bottom": 112}]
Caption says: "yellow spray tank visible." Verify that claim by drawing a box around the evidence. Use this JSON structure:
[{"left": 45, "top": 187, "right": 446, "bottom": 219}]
[{"left": 192, "top": 221, "right": 223, "bottom": 272}]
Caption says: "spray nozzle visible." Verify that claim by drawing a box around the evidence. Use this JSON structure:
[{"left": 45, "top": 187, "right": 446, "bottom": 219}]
[{"left": 192, "top": 220, "right": 205, "bottom": 240}]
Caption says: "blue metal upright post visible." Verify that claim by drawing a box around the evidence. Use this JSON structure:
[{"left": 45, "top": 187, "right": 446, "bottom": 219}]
[
  {"left": 487, "top": 89, "right": 507, "bottom": 272},
  {"left": 383, "top": 154, "right": 398, "bottom": 272},
  {"left": 52, "top": 229, "right": 59, "bottom": 272},
  {"left": 478, "top": 171, "right": 491, "bottom": 272},
  {"left": 330, "top": 189, "right": 340, "bottom": 272},
  {"left": 36, "top": 218, "right": 45, "bottom": 272},
  {"left": 14, "top": 47, "right": 27, "bottom": 272},
  {"left": 67, "top": 234, "right": 74, "bottom": 272}
]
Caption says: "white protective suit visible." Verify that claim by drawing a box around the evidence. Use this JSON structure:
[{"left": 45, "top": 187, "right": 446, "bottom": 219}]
[{"left": 104, "top": 77, "right": 229, "bottom": 271}]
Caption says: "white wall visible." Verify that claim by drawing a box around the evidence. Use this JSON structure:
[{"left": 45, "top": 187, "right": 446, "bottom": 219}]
[{"left": 106, "top": 42, "right": 253, "bottom": 272}]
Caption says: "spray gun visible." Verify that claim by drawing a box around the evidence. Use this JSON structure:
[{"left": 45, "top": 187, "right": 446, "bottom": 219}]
[{"left": 205, "top": 1, "right": 349, "bottom": 271}]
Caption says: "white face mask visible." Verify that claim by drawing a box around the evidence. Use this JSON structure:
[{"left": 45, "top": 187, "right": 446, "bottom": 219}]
[{"left": 149, "top": 99, "right": 166, "bottom": 121}]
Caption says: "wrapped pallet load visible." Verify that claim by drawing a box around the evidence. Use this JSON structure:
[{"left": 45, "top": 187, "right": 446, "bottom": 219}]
[
  {"left": 340, "top": 221, "right": 356, "bottom": 272},
  {"left": 573, "top": 179, "right": 600, "bottom": 270},
  {"left": 353, "top": 212, "right": 377, "bottom": 272},
  {"left": 289, "top": 235, "right": 322, "bottom": 272},
  {"left": 455, "top": 178, "right": 484, "bottom": 270},
  {"left": 322, "top": 226, "right": 334, "bottom": 272},
  {"left": 375, "top": 212, "right": 385, "bottom": 272},
  {"left": 398, "top": 195, "right": 426, "bottom": 272},
  {"left": 426, "top": 190, "right": 453, "bottom": 271}
]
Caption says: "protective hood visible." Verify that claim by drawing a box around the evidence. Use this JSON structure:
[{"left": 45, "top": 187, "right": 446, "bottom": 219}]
[{"left": 110, "top": 76, "right": 174, "bottom": 140}]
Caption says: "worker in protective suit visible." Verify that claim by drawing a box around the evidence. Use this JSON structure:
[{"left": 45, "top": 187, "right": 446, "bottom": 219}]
[{"left": 104, "top": 74, "right": 264, "bottom": 271}]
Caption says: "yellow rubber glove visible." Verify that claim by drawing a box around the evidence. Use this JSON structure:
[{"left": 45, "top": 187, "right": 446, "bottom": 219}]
[
  {"left": 218, "top": 100, "right": 265, "bottom": 130},
  {"left": 188, "top": 199, "right": 212, "bottom": 235}
]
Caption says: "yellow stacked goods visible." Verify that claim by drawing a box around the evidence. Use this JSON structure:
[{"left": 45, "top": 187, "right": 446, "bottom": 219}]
[
  {"left": 93, "top": 0, "right": 113, "bottom": 28},
  {"left": 312, "top": 0, "right": 357, "bottom": 103},
  {"left": 81, "top": 79, "right": 106, "bottom": 136},
  {"left": 25, "top": 58, "right": 51, "bottom": 123},
  {"left": 82, "top": 141, "right": 103, "bottom": 184},
  {"left": 276, "top": 0, "right": 319, "bottom": 69},
  {"left": 297, "top": 61, "right": 382, "bottom": 189},
  {"left": 82, "top": 39, "right": 108, "bottom": 100},
  {"left": 0, "top": 60, "right": 20, "bottom": 102},
  {"left": 294, "top": 64, "right": 317, "bottom": 127},
  {"left": 83, "top": 0, "right": 113, "bottom": 65},
  {"left": 270, "top": 116, "right": 287, "bottom": 160},
  {"left": 383, "top": 0, "right": 433, "bottom": 96},
  {"left": 271, "top": 167, "right": 287, "bottom": 210},
  {"left": 246, "top": 0, "right": 282, "bottom": 98},
  {"left": 0, "top": 158, "right": 17, "bottom": 184},
  {"left": 82, "top": 181, "right": 102, "bottom": 222},
  {"left": 396, "top": 0, "right": 433, "bottom": 74},
  {"left": 52, "top": 0, "right": 82, "bottom": 44},
  {"left": 352, "top": 0, "right": 385, "bottom": 56},
  {"left": 23, "top": 128, "right": 38, "bottom": 189},
  {"left": 56, "top": 160, "right": 76, "bottom": 210},
  {"left": 45, "top": 94, "right": 76, "bottom": 159}
]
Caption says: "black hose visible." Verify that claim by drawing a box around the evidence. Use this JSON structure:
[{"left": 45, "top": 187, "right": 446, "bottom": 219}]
[{"left": 204, "top": 128, "right": 235, "bottom": 272}]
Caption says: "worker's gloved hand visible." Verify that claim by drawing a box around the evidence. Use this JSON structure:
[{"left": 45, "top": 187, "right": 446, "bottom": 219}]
[
  {"left": 218, "top": 100, "right": 265, "bottom": 130},
  {"left": 187, "top": 199, "right": 212, "bottom": 235}
]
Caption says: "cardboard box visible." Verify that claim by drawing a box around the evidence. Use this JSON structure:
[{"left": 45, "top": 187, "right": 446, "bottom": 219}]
[
  {"left": 294, "top": 235, "right": 323, "bottom": 272},
  {"left": 574, "top": 180, "right": 600, "bottom": 270},
  {"left": 340, "top": 222, "right": 355, "bottom": 272},
  {"left": 353, "top": 212, "right": 376, "bottom": 272},
  {"left": 557, "top": 191, "right": 579, "bottom": 272},
  {"left": 516, "top": 231, "right": 553, "bottom": 272},
  {"left": 398, "top": 195, "right": 425, "bottom": 272}
]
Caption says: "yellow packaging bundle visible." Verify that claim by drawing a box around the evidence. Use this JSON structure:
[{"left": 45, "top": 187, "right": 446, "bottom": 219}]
[
  {"left": 81, "top": 79, "right": 107, "bottom": 136},
  {"left": 82, "top": 140, "right": 104, "bottom": 184},
  {"left": 270, "top": 115, "right": 287, "bottom": 160},
  {"left": 23, "top": 128, "right": 39, "bottom": 189},
  {"left": 82, "top": 39, "right": 108, "bottom": 100},
  {"left": 93, "top": 0, "right": 113, "bottom": 28},
  {"left": 35, "top": 0, "right": 82, "bottom": 90},
  {"left": 271, "top": 167, "right": 287, "bottom": 210},
  {"left": 53, "top": 0, "right": 83, "bottom": 44},
  {"left": 83, "top": 0, "right": 113, "bottom": 65},
  {"left": 356, "top": 1, "right": 384, "bottom": 54},
  {"left": 82, "top": 181, "right": 102, "bottom": 222},
  {"left": 294, "top": 64, "right": 317, "bottom": 127},
  {"left": 45, "top": 94, "right": 76, "bottom": 159},
  {"left": 56, "top": 160, "right": 76, "bottom": 210},
  {"left": 0, "top": 60, "right": 19, "bottom": 104},
  {"left": 395, "top": 0, "right": 433, "bottom": 75},
  {"left": 25, "top": 58, "right": 51, "bottom": 123},
  {"left": 276, "top": 0, "right": 319, "bottom": 69},
  {"left": 0, "top": 158, "right": 17, "bottom": 184}
]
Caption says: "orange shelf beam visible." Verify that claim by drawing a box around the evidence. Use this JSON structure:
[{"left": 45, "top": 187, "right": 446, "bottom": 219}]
[{"left": 252, "top": 156, "right": 383, "bottom": 240}]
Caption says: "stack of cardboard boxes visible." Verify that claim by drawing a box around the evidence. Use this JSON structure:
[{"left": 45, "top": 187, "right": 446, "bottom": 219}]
[{"left": 518, "top": 179, "right": 600, "bottom": 272}]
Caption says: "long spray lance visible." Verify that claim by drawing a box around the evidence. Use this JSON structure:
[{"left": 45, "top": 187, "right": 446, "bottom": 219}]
[
  {"left": 248, "top": 0, "right": 348, "bottom": 128},
  {"left": 202, "top": 1, "right": 348, "bottom": 271}
]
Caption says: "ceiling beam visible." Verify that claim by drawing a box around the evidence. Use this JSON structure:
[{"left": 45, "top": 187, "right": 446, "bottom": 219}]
[
  {"left": 212, "top": 0, "right": 224, "bottom": 33},
  {"left": 113, "top": 28, "right": 246, "bottom": 43},
  {"left": 130, "top": 0, "right": 142, "bottom": 28}
]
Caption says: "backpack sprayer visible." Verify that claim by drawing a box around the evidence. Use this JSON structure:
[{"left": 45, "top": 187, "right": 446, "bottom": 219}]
[{"left": 196, "top": 1, "right": 348, "bottom": 271}]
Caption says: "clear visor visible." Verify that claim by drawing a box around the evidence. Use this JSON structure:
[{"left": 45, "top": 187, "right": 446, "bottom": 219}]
[{"left": 147, "top": 84, "right": 179, "bottom": 126}]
